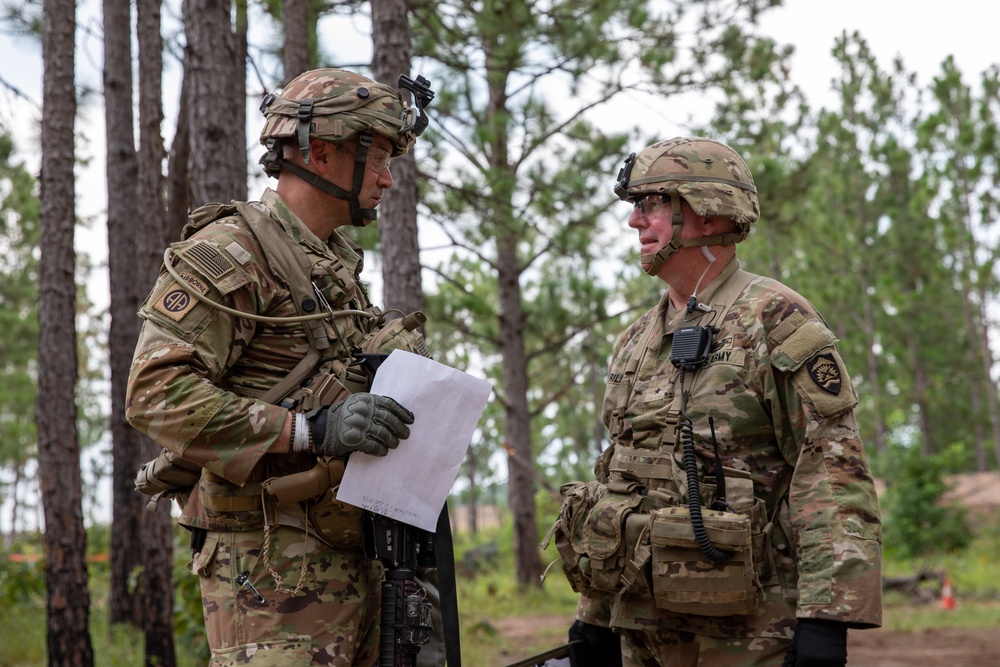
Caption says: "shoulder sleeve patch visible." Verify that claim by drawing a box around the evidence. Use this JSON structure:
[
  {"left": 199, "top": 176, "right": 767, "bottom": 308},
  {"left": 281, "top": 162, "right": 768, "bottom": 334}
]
[
  {"left": 151, "top": 273, "right": 210, "bottom": 323},
  {"left": 796, "top": 348, "right": 858, "bottom": 419},
  {"left": 806, "top": 352, "right": 842, "bottom": 395}
]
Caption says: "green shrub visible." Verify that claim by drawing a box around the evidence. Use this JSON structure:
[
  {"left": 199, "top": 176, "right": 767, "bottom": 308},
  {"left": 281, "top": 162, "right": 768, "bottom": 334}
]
[{"left": 877, "top": 444, "right": 973, "bottom": 559}]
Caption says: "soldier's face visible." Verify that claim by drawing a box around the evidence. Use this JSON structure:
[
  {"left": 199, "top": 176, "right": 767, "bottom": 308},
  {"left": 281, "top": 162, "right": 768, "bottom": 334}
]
[
  {"left": 628, "top": 194, "right": 673, "bottom": 271},
  {"left": 358, "top": 136, "right": 395, "bottom": 208}
]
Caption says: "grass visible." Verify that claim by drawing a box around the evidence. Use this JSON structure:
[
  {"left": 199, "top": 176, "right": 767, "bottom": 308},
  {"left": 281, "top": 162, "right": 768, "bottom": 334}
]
[{"left": 3, "top": 519, "right": 999, "bottom": 666}]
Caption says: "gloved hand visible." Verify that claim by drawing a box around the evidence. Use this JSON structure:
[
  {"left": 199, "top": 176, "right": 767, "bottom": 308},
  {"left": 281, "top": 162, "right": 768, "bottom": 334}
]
[
  {"left": 307, "top": 393, "right": 414, "bottom": 458},
  {"left": 781, "top": 618, "right": 848, "bottom": 667},
  {"left": 567, "top": 619, "right": 622, "bottom": 667}
]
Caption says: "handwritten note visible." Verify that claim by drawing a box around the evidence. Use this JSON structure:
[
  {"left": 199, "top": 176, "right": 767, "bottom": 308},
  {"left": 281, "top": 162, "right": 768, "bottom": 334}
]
[{"left": 337, "top": 350, "right": 493, "bottom": 531}]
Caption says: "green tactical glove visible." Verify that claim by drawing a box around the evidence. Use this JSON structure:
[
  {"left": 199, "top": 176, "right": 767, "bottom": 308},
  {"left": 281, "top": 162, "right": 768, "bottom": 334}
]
[{"left": 307, "top": 393, "right": 415, "bottom": 458}]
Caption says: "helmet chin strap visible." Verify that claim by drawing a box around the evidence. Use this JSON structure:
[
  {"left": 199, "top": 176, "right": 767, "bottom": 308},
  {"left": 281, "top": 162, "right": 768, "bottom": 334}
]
[
  {"left": 640, "top": 196, "right": 747, "bottom": 276},
  {"left": 259, "top": 134, "right": 379, "bottom": 228}
]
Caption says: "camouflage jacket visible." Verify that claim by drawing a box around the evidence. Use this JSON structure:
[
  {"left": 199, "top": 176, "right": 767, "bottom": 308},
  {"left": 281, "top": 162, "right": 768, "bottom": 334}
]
[
  {"left": 579, "top": 258, "right": 882, "bottom": 637},
  {"left": 126, "top": 189, "right": 375, "bottom": 531}
]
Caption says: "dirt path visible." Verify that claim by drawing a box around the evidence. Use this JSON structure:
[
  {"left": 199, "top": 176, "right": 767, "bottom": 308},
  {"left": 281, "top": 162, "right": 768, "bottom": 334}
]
[{"left": 492, "top": 615, "right": 999, "bottom": 666}]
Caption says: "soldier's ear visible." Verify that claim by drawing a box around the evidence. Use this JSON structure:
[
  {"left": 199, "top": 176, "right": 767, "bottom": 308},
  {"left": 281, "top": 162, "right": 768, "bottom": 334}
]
[{"left": 309, "top": 138, "right": 331, "bottom": 166}]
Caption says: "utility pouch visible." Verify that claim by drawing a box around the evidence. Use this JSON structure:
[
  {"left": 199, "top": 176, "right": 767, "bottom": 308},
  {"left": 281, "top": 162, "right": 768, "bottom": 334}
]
[
  {"left": 542, "top": 480, "right": 605, "bottom": 595},
  {"left": 580, "top": 479, "right": 645, "bottom": 594},
  {"left": 279, "top": 362, "right": 355, "bottom": 412},
  {"left": 134, "top": 448, "right": 202, "bottom": 511},
  {"left": 307, "top": 485, "right": 366, "bottom": 550},
  {"left": 647, "top": 503, "right": 759, "bottom": 616},
  {"left": 361, "top": 311, "right": 429, "bottom": 358},
  {"left": 261, "top": 457, "right": 364, "bottom": 550}
]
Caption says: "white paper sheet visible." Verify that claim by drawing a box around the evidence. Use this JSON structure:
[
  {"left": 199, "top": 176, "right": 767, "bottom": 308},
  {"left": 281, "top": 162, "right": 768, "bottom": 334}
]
[{"left": 337, "top": 350, "right": 493, "bottom": 531}]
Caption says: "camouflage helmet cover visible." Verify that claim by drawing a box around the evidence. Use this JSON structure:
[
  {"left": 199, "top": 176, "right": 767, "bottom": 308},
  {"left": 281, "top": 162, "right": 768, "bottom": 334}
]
[
  {"left": 259, "top": 68, "right": 418, "bottom": 156},
  {"left": 617, "top": 137, "right": 760, "bottom": 232}
]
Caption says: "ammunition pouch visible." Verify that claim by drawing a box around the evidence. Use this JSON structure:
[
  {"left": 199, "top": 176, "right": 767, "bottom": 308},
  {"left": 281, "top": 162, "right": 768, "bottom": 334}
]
[
  {"left": 543, "top": 479, "right": 655, "bottom": 598},
  {"left": 645, "top": 500, "right": 761, "bottom": 616},
  {"left": 640, "top": 468, "right": 770, "bottom": 616},
  {"left": 134, "top": 448, "right": 202, "bottom": 511}
]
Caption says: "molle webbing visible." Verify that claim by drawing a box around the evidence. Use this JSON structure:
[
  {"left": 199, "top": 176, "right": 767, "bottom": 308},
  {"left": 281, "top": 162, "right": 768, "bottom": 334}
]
[{"left": 609, "top": 445, "right": 675, "bottom": 481}]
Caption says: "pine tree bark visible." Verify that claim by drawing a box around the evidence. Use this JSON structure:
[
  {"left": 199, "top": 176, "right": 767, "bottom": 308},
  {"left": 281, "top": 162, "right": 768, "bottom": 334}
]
[
  {"left": 282, "top": 0, "right": 310, "bottom": 83},
  {"left": 372, "top": 0, "right": 425, "bottom": 318},
  {"left": 136, "top": 0, "right": 178, "bottom": 661},
  {"left": 184, "top": 0, "right": 247, "bottom": 205},
  {"left": 102, "top": 0, "right": 144, "bottom": 629},
  {"left": 39, "top": 0, "right": 94, "bottom": 662}
]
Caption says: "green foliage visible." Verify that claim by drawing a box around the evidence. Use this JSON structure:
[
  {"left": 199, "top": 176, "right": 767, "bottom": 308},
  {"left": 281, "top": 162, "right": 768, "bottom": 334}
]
[
  {"left": 876, "top": 444, "right": 973, "bottom": 559},
  {"left": 0, "top": 536, "right": 45, "bottom": 606},
  {"left": 0, "top": 129, "right": 40, "bottom": 523}
]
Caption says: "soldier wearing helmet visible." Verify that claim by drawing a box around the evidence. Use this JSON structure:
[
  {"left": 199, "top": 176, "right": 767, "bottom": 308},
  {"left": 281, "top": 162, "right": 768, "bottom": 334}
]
[
  {"left": 127, "top": 68, "right": 434, "bottom": 666},
  {"left": 553, "top": 138, "right": 883, "bottom": 667}
]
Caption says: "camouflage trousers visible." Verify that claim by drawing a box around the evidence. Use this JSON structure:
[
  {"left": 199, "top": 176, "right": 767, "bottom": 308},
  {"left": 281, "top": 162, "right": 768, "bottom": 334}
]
[
  {"left": 192, "top": 526, "right": 382, "bottom": 666},
  {"left": 619, "top": 627, "right": 790, "bottom": 667}
]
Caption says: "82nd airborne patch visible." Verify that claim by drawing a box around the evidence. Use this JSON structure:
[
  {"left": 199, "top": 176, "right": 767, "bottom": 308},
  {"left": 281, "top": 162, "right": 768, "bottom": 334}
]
[
  {"left": 806, "top": 352, "right": 842, "bottom": 395},
  {"left": 153, "top": 272, "right": 210, "bottom": 322}
]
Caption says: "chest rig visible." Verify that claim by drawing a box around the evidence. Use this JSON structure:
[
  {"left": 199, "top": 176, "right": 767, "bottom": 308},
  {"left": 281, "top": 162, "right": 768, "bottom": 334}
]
[
  {"left": 603, "top": 269, "right": 756, "bottom": 490},
  {"left": 546, "top": 268, "right": 783, "bottom": 618},
  {"left": 136, "top": 201, "right": 429, "bottom": 547}
]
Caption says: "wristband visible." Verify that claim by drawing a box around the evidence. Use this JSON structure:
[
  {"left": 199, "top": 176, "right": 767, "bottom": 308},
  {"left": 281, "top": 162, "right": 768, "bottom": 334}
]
[{"left": 292, "top": 412, "right": 311, "bottom": 453}]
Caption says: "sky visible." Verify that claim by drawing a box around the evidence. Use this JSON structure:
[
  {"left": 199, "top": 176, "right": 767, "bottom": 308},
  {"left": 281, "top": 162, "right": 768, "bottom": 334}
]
[{"left": 0, "top": 0, "right": 998, "bottom": 529}]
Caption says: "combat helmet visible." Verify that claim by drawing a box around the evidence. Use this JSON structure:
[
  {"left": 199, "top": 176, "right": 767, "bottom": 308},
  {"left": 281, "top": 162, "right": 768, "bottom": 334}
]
[
  {"left": 614, "top": 137, "right": 759, "bottom": 276},
  {"left": 258, "top": 68, "right": 434, "bottom": 227}
]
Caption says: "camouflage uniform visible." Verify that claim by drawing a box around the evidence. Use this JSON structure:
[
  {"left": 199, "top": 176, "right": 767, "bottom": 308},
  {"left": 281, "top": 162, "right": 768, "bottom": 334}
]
[
  {"left": 561, "top": 138, "right": 882, "bottom": 667},
  {"left": 128, "top": 67, "right": 434, "bottom": 666},
  {"left": 127, "top": 189, "right": 381, "bottom": 666}
]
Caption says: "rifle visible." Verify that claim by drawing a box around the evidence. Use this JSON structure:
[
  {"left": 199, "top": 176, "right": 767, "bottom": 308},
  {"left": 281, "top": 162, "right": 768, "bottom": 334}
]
[{"left": 364, "top": 512, "right": 435, "bottom": 667}]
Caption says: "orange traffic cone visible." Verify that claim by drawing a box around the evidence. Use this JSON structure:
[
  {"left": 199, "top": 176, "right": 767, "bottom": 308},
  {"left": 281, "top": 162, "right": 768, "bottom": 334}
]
[{"left": 941, "top": 576, "right": 956, "bottom": 610}]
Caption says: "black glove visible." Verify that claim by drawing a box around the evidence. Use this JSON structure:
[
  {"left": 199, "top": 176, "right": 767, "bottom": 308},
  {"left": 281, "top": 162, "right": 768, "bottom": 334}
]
[
  {"left": 307, "top": 393, "right": 414, "bottom": 458},
  {"left": 567, "top": 620, "right": 622, "bottom": 667},
  {"left": 782, "top": 618, "right": 848, "bottom": 667}
]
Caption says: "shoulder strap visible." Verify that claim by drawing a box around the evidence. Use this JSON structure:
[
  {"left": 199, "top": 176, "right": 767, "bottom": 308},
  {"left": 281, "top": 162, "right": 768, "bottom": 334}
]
[
  {"left": 706, "top": 268, "right": 758, "bottom": 329},
  {"left": 232, "top": 201, "right": 332, "bottom": 405}
]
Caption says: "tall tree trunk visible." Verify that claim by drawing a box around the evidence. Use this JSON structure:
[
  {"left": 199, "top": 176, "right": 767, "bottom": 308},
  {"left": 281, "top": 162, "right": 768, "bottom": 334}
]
[
  {"left": 167, "top": 63, "right": 192, "bottom": 241},
  {"left": 282, "top": 0, "right": 310, "bottom": 83},
  {"left": 39, "top": 0, "right": 94, "bottom": 662},
  {"left": 497, "top": 236, "right": 541, "bottom": 587},
  {"left": 184, "top": 0, "right": 246, "bottom": 204},
  {"left": 372, "top": 0, "right": 425, "bottom": 318},
  {"left": 137, "top": 0, "right": 178, "bottom": 661},
  {"left": 102, "top": 0, "right": 143, "bottom": 629}
]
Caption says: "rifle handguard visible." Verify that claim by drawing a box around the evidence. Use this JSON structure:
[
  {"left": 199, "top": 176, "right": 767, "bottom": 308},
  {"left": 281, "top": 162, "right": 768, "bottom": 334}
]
[{"left": 262, "top": 456, "right": 346, "bottom": 505}]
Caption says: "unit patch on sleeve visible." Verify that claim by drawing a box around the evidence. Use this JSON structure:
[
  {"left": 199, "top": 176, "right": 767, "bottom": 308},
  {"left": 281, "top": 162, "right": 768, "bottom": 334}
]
[
  {"left": 153, "top": 272, "right": 210, "bottom": 322},
  {"left": 806, "top": 352, "right": 842, "bottom": 395}
]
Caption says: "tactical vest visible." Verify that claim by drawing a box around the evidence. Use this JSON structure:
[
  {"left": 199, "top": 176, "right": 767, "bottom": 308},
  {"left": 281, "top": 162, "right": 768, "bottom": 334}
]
[
  {"left": 545, "top": 269, "right": 787, "bottom": 617},
  {"left": 135, "top": 200, "right": 430, "bottom": 548}
]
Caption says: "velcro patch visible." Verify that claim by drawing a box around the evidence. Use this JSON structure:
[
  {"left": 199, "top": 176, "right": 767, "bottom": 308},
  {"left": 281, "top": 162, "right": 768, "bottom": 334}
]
[
  {"left": 224, "top": 241, "right": 252, "bottom": 266},
  {"left": 153, "top": 273, "right": 209, "bottom": 322},
  {"left": 177, "top": 241, "right": 235, "bottom": 281},
  {"left": 806, "top": 352, "right": 842, "bottom": 395}
]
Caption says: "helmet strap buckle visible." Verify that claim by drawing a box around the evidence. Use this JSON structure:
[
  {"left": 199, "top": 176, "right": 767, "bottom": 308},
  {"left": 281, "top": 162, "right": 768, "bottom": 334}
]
[{"left": 296, "top": 99, "right": 315, "bottom": 164}]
